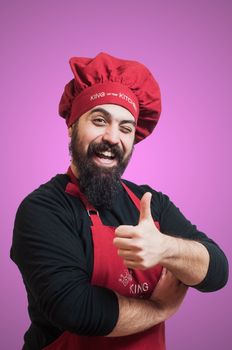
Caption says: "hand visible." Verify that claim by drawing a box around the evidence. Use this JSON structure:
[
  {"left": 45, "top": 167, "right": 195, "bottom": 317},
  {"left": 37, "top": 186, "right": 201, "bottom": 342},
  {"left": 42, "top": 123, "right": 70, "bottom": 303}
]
[
  {"left": 150, "top": 268, "right": 188, "bottom": 320},
  {"left": 113, "top": 192, "right": 166, "bottom": 270}
]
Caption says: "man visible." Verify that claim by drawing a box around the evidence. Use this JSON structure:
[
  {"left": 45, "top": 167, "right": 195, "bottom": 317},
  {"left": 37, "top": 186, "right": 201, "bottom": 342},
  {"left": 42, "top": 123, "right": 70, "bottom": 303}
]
[{"left": 11, "top": 53, "right": 228, "bottom": 350}]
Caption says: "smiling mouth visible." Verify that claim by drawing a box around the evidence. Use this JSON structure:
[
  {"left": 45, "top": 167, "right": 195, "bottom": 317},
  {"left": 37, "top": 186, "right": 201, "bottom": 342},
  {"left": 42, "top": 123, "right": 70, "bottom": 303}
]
[
  {"left": 96, "top": 150, "right": 116, "bottom": 160},
  {"left": 93, "top": 150, "right": 118, "bottom": 166}
]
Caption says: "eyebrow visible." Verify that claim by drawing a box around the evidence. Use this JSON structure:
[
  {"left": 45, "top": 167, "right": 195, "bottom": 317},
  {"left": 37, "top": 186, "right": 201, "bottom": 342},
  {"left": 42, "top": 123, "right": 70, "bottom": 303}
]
[{"left": 89, "top": 107, "right": 136, "bottom": 127}]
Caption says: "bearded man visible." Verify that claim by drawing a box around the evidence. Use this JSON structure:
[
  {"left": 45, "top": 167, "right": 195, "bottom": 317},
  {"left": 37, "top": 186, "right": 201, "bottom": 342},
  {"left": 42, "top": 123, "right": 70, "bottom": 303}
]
[{"left": 11, "top": 53, "right": 228, "bottom": 350}]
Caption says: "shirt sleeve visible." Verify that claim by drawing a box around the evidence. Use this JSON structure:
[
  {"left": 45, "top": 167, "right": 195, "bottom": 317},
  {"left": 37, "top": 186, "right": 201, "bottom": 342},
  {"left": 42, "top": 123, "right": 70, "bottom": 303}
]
[
  {"left": 148, "top": 188, "right": 229, "bottom": 292},
  {"left": 10, "top": 192, "right": 119, "bottom": 336}
]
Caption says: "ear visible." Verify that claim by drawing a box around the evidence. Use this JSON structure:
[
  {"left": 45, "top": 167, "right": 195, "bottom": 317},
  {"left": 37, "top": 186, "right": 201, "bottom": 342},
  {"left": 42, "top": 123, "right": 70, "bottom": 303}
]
[{"left": 68, "top": 126, "right": 73, "bottom": 138}]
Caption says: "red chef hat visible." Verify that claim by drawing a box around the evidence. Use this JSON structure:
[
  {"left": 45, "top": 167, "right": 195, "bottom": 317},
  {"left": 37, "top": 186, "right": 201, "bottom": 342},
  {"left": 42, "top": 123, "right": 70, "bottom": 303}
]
[{"left": 59, "top": 52, "right": 161, "bottom": 143}]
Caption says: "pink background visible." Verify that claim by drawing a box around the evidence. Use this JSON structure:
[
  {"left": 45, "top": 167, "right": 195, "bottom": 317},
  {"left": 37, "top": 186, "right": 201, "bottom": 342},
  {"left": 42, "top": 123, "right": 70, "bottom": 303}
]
[{"left": 1, "top": 0, "right": 231, "bottom": 348}]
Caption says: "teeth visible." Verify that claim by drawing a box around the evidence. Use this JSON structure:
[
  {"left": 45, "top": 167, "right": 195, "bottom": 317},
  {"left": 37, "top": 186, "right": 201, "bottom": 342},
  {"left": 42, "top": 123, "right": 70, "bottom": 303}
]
[
  {"left": 101, "top": 151, "right": 112, "bottom": 157},
  {"left": 96, "top": 150, "right": 115, "bottom": 159}
]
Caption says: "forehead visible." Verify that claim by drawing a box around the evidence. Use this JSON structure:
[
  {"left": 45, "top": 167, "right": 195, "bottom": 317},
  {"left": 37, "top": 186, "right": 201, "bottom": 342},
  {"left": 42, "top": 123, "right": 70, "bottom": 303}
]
[{"left": 85, "top": 104, "right": 135, "bottom": 122}]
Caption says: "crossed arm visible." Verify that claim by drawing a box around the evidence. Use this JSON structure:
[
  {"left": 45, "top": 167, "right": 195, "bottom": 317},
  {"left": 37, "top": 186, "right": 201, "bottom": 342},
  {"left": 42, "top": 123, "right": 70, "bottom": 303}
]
[{"left": 107, "top": 269, "right": 188, "bottom": 337}]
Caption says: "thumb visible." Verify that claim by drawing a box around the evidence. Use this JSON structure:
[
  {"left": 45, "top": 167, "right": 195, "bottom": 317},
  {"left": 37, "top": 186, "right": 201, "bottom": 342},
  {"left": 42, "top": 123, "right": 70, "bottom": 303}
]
[{"left": 139, "top": 192, "right": 153, "bottom": 223}]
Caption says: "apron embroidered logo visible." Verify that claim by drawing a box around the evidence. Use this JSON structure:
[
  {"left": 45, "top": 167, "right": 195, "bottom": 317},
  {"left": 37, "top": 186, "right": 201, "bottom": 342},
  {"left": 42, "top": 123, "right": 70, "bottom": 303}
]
[
  {"left": 129, "top": 282, "right": 149, "bottom": 295},
  {"left": 118, "top": 269, "right": 133, "bottom": 287}
]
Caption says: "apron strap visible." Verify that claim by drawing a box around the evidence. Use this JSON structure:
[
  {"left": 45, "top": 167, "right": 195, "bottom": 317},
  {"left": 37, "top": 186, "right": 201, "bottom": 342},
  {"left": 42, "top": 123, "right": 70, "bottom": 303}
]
[
  {"left": 121, "top": 182, "right": 160, "bottom": 230},
  {"left": 65, "top": 167, "right": 102, "bottom": 226},
  {"left": 121, "top": 182, "right": 141, "bottom": 211}
]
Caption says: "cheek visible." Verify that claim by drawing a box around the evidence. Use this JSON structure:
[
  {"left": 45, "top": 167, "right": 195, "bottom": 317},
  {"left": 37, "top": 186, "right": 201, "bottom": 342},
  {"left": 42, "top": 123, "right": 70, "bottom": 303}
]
[
  {"left": 79, "top": 131, "right": 102, "bottom": 151},
  {"left": 88, "top": 126, "right": 104, "bottom": 141},
  {"left": 122, "top": 141, "right": 134, "bottom": 159},
  {"left": 124, "top": 134, "right": 135, "bottom": 151}
]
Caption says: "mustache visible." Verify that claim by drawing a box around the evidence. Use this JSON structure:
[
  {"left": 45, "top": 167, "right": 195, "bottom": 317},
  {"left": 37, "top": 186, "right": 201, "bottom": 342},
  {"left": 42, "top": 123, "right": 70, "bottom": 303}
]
[{"left": 87, "top": 141, "right": 124, "bottom": 162}]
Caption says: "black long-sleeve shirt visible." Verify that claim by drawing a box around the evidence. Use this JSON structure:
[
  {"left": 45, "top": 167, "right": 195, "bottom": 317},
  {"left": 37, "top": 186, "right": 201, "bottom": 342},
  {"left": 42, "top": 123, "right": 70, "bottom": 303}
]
[{"left": 10, "top": 174, "right": 229, "bottom": 349}]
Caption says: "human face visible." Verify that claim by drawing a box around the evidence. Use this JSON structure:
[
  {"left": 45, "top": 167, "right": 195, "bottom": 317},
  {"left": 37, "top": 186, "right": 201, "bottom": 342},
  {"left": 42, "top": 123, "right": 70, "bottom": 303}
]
[{"left": 69, "top": 104, "right": 136, "bottom": 174}]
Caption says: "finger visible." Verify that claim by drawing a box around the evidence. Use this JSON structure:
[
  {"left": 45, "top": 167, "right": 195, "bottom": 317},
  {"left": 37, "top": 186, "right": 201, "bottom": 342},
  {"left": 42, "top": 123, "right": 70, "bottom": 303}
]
[
  {"left": 115, "top": 225, "right": 137, "bottom": 238},
  {"left": 117, "top": 249, "right": 140, "bottom": 260},
  {"left": 139, "top": 192, "right": 153, "bottom": 223},
  {"left": 161, "top": 267, "right": 167, "bottom": 279},
  {"left": 124, "top": 259, "right": 144, "bottom": 270},
  {"left": 156, "top": 270, "right": 181, "bottom": 290},
  {"left": 113, "top": 237, "right": 141, "bottom": 250}
]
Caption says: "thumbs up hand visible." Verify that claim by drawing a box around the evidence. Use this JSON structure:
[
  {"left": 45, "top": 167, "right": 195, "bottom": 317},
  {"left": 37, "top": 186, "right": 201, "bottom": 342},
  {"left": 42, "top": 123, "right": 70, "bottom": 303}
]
[{"left": 113, "top": 192, "right": 166, "bottom": 270}]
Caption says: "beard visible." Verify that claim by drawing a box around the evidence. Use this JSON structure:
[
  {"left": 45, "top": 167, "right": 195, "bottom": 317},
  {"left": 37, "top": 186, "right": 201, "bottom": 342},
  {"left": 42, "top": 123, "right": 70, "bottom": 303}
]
[{"left": 69, "top": 123, "right": 134, "bottom": 209}]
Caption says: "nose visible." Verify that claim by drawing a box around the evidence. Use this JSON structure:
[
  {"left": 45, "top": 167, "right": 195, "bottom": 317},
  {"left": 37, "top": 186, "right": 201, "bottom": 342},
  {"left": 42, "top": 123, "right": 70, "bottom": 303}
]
[{"left": 102, "top": 125, "right": 120, "bottom": 145}]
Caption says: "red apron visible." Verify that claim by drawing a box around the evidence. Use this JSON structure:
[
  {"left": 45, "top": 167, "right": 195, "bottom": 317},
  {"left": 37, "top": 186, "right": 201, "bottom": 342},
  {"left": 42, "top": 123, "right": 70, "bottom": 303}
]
[{"left": 43, "top": 169, "right": 165, "bottom": 350}]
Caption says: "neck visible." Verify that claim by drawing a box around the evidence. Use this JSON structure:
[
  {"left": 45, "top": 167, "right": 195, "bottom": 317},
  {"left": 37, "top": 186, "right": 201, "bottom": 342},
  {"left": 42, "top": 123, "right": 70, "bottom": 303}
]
[{"left": 70, "top": 161, "right": 79, "bottom": 178}]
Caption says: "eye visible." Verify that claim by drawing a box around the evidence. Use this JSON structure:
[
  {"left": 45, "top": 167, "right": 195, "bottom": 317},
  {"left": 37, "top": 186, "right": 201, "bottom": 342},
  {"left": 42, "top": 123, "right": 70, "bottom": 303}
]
[
  {"left": 120, "top": 125, "right": 134, "bottom": 134},
  {"left": 92, "top": 116, "right": 107, "bottom": 126}
]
